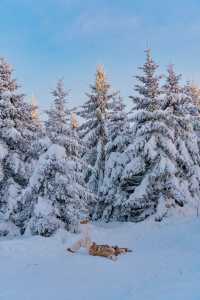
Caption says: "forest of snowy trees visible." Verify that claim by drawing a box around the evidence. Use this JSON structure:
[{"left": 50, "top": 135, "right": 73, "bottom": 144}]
[{"left": 0, "top": 49, "right": 200, "bottom": 237}]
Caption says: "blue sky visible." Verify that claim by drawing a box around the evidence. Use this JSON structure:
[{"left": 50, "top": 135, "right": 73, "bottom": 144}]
[{"left": 1, "top": 0, "right": 200, "bottom": 111}]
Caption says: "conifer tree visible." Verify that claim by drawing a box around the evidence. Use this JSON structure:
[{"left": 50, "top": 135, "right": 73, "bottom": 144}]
[
  {"left": 22, "top": 80, "right": 91, "bottom": 236},
  {"left": 162, "top": 65, "right": 200, "bottom": 216},
  {"left": 95, "top": 95, "right": 131, "bottom": 221},
  {"left": 170, "top": 77, "right": 200, "bottom": 213},
  {"left": 0, "top": 58, "right": 39, "bottom": 236},
  {"left": 78, "top": 66, "right": 117, "bottom": 195},
  {"left": 183, "top": 81, "right": 200, "bottom": 148},
  {"left": 163, "top": 66, "right": 200, "bottom": 165},
  {"left": 120, "top": 50, "right": 185, "bottom": 222}
]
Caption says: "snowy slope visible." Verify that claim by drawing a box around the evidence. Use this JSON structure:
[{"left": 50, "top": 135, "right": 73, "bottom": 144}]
[{"left": 0, "top": 218, "right": 200, "bottom": 300}]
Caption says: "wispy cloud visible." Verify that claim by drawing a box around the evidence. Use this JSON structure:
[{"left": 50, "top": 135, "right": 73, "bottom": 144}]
[{"left": 64, "top": 11, "right": 140, "bottom": 40}]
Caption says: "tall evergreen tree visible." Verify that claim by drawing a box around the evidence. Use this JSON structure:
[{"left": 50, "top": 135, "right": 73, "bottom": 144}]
[
  {"left": 78, "top": 65, "right": 117, "bottom": 195},
  {"left": 0, "top": 58, "right": 39, "bottom": 236},
  {"left": 162, "top": 65, "right": 200, "bottom": 216},
  {"left": 183, "top": 81, "right": 200, "bottom": 148},
  {"left": 120, "top": 50, "right": 185, "bottom": 222},
  {"left": 22, "top": 80, "right": 92, "bottom": 236},
  {"left": 163, "top": 66, "right": 200, "bottom": 166},
  {"left": 95, "top": 95, "right": 131, "bottom": 221}
]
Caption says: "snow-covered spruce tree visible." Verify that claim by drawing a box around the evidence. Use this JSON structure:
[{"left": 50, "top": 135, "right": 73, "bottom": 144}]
[
  {"left": 177, "top": 80, "right": 200, "bottom": 213},
  {"left": 22, "top": 80, "right": 91, "bottom": 236},
  {"left": 45, "top": 79, "right": 71, "bottom": 145},
  {"left": 183, "top": 81, "right": 200, "bottom": 112},
  {"left": 0, "top": 58, "right": 40, "bottom": 236},
  {"left": 95, "top": 95, "right": 131, "bottom": 221},
  {"left": 119, "top": 50, "right": 186, "bottom": 222},
  {"left": 183, "top": 81, "right": 200, "bottom": 143},
  {"left": 162, "top": 65, "right": 200, "bottom": 216},
  {"left": 78, "top": 66, "right": 117, "bottom": 212}
]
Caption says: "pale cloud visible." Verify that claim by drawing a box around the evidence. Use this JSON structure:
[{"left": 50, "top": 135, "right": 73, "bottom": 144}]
[{"left": 65, "top": 11, "right": 140, "bottom": 39}]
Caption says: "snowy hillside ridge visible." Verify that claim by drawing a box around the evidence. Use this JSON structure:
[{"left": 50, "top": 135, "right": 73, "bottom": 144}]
[{"left": 0, "top": 218, "right": 200, "bottom": 300}]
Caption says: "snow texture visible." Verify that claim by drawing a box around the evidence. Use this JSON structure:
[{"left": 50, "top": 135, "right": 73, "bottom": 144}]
[{"left": 0, "top": 218, "right": 199, "bottom": 300}]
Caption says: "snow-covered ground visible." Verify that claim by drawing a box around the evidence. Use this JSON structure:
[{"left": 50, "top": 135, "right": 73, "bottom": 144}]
[{"left": 0, "top": 217, "right": 200, "bottom": 300}]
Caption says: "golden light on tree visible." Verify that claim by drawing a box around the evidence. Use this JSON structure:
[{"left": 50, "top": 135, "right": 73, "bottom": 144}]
[
  {"left": 31, "top": 94, "right": 41, "bottom": 126},
  {"left": 71, "top": 112, "right": 79, "bottom": 129},
  {"left": 96, "top": 64, "right": 107, "bottom": 93},
  {"left": 190, "top": 82, "right": 200, "bottom": 108}
]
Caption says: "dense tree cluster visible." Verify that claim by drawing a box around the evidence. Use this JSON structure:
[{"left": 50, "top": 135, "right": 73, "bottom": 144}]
[{"left": 0, "top": 50, "right": 200, "bottom": 237}]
